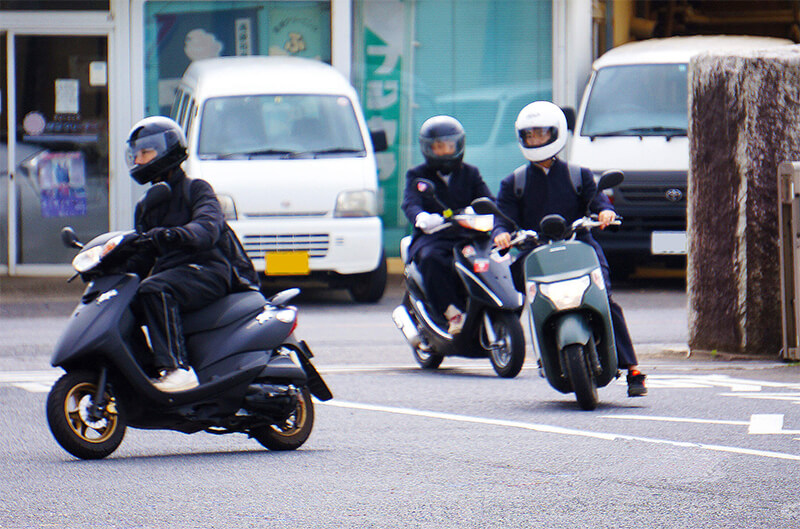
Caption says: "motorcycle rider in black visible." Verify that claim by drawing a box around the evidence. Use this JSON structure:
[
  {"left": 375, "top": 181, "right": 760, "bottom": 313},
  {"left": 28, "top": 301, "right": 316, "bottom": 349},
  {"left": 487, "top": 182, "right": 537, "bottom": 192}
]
[
  {"left": 125, "top": 116, "right": 232, "bottom": 392},
  {"left": 401, "top": 115, "right": 493, "bottom": 334},
  {"left": 492, "top": 101, "right": 647, "bottom": 397}
]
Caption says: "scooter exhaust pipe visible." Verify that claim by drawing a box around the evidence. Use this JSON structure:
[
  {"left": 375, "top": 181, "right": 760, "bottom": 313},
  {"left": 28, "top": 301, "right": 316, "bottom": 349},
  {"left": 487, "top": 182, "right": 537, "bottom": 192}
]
[{"left": 392, "top": 305, "right": 421, "bottom": 349}]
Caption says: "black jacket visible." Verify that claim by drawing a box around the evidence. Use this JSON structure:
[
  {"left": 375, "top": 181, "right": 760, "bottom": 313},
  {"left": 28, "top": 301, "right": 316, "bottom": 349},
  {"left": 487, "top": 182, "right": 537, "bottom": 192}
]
[
  {"left": 129, "top": 169, "right": 231, "bottom": 284},
  {"left": 493, "top": 158, "right": 614, "bottom": 238},
  {"left": 401, "top": 162, "right": 492, "bottom": 260}
]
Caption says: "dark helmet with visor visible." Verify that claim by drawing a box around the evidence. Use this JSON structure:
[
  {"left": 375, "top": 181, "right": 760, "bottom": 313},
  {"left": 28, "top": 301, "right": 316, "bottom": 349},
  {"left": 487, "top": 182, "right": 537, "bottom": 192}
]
[
  {"left": 419, "top": 115, "right": 465, "bottom": 174},
  {"left": 126, "top": 116, "right": 188, "bottom": 185}
]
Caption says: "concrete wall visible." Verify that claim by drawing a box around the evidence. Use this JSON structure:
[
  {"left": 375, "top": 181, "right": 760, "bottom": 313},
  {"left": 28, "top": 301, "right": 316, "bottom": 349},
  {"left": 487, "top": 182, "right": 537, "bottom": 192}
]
[{"left": 688, "top": 46, "right": 800, "bottom": 355}]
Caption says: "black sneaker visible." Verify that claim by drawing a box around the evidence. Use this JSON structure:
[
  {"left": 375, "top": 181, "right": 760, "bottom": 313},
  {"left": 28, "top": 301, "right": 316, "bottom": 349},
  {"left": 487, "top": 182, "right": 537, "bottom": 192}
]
[{"left": 627, "top": 372, "right": 647, "bottom": 397}]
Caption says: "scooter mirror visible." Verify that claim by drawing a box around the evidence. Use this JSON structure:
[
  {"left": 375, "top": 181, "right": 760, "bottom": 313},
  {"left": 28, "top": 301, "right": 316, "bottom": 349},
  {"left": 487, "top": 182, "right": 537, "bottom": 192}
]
[
  {"left": 471, "top": 197, "right": 519, "bottom": 231},
  {"left": 597, "top": 170, "right": 624, "bottom": 192},
  {"left": 470, "top": 197, "right": 499, "bottom": 216},
  {"left": 540, "top": 214, "right": 568, "bottom": 241},
  {"left": 60, "top": 226, "right": 83, "bottom": 249},
  {"left": 412, "top": 178, "right": 437, "bottom": 200},
  {"left": 140, "top": 182, "right": 172, "bottom": 215}
]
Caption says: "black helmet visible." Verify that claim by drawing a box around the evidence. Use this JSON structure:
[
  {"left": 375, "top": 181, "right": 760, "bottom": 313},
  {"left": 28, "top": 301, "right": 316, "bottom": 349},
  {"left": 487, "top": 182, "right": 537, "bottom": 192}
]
[
  {"left": 419, "top": 115, "right": 465, "bottom": 174},
  {"left": 126, "top": 116, "right": 188, "bottom": 185}
]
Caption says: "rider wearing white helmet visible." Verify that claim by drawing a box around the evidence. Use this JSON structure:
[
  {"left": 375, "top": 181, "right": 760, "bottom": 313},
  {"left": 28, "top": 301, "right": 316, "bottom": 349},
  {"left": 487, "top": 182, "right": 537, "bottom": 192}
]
[{"left": 493, "top": 101, "right": 647, "bottom": 397}]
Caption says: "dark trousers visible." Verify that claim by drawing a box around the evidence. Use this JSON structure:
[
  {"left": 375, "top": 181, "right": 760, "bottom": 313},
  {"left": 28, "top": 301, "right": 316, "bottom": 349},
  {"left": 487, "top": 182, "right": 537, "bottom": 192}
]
[
  {"left": 512, "top": 238, "right": 639, "bottom": 369},
  {"left": 414, "top": 239, "right": 464, "bottom": 316},
  {"left": 137, "top": 264, "right": 229, "bottom": 370}
]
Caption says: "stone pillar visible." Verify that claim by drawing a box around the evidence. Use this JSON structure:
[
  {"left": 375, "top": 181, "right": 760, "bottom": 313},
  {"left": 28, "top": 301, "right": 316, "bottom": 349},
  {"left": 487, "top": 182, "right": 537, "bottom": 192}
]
[{"left": 689, "top": 47, "right": 800, "bottom": 356}]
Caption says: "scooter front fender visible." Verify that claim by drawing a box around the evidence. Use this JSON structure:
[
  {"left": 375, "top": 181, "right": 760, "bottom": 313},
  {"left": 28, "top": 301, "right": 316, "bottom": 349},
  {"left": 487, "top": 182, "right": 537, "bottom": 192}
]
[
  {"left": 51, "top": 274, "right": 140, "bottom": 368},
  {"left": 553, "top": 312, "right": 592, "bottom": 351}
]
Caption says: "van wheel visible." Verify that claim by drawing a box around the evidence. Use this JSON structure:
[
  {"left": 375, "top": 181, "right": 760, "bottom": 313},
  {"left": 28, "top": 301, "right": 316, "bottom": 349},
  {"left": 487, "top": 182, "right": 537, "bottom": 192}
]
[{"left": 348, "top": 252, "right": 387, "bottom": 303}]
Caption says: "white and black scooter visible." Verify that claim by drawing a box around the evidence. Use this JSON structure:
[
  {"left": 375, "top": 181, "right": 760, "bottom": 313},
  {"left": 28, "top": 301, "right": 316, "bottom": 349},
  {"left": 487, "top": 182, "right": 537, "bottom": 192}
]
[
  {"left": 392, "top": 179, "right": 526, "bottom": 378},
  {"left": 46, "top": 183, "right": 332, "bottom": 460}
]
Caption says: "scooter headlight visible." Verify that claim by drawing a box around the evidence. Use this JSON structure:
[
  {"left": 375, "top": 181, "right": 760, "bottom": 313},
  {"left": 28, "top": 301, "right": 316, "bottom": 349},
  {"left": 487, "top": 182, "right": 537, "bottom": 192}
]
[
  {"left": 72, "top": 234, "right": 124, "bottom": 273},
  {"left": 538, "top": 275, "right": 591, "bottom": 310},
  {"left": 455, "top": 214, "right": 494, "bottom": 232}
]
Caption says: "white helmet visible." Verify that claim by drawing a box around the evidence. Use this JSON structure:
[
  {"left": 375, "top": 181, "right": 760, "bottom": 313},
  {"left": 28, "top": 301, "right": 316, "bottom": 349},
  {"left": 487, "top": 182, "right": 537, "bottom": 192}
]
[{"left": 515, "top": 101, "right": 567, "bottom": 162}]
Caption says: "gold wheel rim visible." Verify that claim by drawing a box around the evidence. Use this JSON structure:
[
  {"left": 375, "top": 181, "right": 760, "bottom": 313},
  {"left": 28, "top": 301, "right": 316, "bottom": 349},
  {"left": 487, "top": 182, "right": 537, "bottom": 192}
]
[
  {"left": 63, "top": 382, "right": 118, "bottom": 444},
  {"left": 270, "top": 394, "right": 308, "bottom": 438}
]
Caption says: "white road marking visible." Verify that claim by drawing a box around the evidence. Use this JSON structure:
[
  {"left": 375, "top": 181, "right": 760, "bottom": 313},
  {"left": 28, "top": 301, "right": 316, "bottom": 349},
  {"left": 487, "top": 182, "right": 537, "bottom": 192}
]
[
  {"left": 601, "top": 414, "right": 748, "bottom": 426},
  {"left": 602, "top": 413, "right": 800, "bottom": 436},
  {"left": 321, "top": 399, "right": 800, "bottom": 462}
]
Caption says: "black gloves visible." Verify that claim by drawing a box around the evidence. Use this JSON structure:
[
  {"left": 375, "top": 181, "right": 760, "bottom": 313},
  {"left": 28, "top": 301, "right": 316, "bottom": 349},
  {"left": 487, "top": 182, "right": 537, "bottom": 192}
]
[{"left": 144, "top": 227, "right": 180, "bottom": 251}]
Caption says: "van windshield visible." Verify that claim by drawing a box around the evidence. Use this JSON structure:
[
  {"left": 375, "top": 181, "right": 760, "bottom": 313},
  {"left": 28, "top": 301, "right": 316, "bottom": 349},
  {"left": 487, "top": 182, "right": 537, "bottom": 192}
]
[
  {"left": 580, "top": 63, "right": 688, "bottom": 138},
  {"left": 198, "top": 94, "right": 366, "bottom": 159}
]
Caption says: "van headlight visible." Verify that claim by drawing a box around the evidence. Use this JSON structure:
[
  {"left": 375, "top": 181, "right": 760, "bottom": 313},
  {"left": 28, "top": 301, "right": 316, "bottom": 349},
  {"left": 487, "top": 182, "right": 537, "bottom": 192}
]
[
  {"left": 216, "top": 194, "right": 238, "bottom": 221},
  {"left": 334, "top": 190, "right": 376, "bottom": 217},
  {"left": 539, "top": 275, "right": 590, "bottom": 310}
]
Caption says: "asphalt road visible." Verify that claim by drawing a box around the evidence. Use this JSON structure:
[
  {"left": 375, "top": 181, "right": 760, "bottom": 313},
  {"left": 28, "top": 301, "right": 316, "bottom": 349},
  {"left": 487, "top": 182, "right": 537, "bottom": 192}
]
[{"left": 2, "top": 275, "right": 799, "bottom": 528}]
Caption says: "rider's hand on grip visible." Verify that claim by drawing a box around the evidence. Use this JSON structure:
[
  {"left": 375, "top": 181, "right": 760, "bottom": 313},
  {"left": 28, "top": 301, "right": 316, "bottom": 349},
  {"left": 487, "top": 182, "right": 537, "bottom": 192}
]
[{"left": 415, "top": 212, "right": 445, "bottom": 234}]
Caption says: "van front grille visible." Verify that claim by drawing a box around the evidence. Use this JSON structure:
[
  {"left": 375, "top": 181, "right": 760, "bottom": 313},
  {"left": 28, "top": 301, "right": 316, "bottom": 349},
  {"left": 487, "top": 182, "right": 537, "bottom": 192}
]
[
  {"left": 243, "top": 234, "right": 330, "bottom": 259},
  {"left": 617, "top": 185, "right": 687, "bottom": 203}
]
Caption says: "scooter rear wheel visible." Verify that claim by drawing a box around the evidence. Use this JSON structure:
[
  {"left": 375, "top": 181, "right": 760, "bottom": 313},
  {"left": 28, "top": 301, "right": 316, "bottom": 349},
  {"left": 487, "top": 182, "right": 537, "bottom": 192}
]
[
  {"left": 563, "top": 344, "right": 599, "bottom": 410},
  {"left": 251, "top": 388, "right": 314, "bottom": 451},
  {"left": 46, "top": 370, "right": 127, "bottom": 460},
  {"left": 486, "top": 312, "right": 525, "bottom": 379}
]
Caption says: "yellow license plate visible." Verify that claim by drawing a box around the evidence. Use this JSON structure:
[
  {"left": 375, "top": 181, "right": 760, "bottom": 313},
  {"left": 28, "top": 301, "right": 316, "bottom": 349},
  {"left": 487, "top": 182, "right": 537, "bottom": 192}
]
[{"left": 265, "top": 251, "right": 310, "bottom": 276}]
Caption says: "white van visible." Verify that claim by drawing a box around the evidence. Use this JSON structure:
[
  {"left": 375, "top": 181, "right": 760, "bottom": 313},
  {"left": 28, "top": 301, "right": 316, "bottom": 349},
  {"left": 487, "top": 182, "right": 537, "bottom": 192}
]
[
  {"left": 568, "top": 35, "right": 791, "bottom": 274},
  {"left": 171, "top": 56, "right": 387, "bottom": 301}
]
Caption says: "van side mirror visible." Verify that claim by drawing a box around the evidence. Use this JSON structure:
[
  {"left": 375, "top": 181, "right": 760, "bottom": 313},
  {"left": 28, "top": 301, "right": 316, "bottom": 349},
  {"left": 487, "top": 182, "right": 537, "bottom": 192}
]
[
  {"left": 370, "top": 130, "right": 388, "bottom": 152},
  {"left": 562, "top": 106, "right": 576, "bottom": 132}
]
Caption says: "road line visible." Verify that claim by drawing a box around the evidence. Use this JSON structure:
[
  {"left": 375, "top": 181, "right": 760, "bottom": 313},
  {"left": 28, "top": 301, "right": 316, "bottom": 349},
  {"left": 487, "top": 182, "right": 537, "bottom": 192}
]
[
  {"left": 601, "top": 414, "right": 748, "bottom": 426},
  {"left": 321, "top": 399, "right": 800, "bottom": 462}
]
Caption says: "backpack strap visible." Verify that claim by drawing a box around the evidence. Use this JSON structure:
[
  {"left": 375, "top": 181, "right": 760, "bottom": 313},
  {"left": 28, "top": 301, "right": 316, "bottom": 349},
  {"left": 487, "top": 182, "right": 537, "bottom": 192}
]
[
  {"left": 566, "top": 162, "right": 583, "bottom": 196},
  {"left": 514, "top": 162, "right": 583, "bottom": 198},
  {"left": 513, "top": 164, "right": 527, "bottom": 199}
]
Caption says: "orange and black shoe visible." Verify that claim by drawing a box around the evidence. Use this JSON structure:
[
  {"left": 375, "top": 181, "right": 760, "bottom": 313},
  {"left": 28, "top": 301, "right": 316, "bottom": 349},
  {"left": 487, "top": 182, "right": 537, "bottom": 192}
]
[{"left": 626, "top": 370, "right": 647, "bottom": 397}]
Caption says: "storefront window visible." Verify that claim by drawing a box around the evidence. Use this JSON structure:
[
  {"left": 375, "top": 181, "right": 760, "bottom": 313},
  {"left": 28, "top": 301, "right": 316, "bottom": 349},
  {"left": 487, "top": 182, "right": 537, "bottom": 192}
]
[
  {"left": 0, "top": 1, "right": 108, "bottom": 9},
  {"left": 143, "top": 1, "right": 331, "bottom": 117},
  {"left": 354, "top": 0, "right": 552, "bottom": 254}
]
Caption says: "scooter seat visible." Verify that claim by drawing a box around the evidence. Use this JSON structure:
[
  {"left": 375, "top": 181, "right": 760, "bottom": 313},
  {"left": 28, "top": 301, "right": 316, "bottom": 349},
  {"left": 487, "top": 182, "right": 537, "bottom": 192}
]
[{"left": 182, "top": 291, "right": 267, "bottom": 335}]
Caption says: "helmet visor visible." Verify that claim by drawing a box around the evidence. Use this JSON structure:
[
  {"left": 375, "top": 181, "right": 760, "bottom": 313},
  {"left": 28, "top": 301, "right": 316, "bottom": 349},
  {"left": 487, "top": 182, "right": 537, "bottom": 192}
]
[
  {"left": 125, "top": 130, "right": 172, "bottom": 170},
  {"left": 420, "top": 133, "right": 464, "bottom": 160},
  {"left": 518, "top": 126, "right": 559, "bottom": 149}
]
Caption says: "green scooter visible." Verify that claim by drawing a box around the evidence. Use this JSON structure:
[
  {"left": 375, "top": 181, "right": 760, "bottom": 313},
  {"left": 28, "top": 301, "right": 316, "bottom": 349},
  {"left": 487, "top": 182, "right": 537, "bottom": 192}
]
[{"left": 477, "top": 171, "right": 624, "bottom": 410}]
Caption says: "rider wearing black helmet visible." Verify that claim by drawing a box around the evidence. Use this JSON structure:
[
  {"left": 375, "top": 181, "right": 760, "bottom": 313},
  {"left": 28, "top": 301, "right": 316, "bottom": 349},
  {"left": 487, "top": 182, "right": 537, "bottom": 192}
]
[
  {"left": 401, "top": 116, "right": 493, "bottom": 334},
  {"left": 125, "top": 116, "right": 233, "bottom": 392}
]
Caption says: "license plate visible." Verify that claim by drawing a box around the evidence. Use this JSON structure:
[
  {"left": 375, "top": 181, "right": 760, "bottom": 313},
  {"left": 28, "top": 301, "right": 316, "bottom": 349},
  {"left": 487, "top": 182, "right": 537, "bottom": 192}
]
[
  {"left": 265, "top": 251, "right": 310, "bottom": 275},
  {"left": 651, "top": 231, "right": 687, "bottom": 255}
]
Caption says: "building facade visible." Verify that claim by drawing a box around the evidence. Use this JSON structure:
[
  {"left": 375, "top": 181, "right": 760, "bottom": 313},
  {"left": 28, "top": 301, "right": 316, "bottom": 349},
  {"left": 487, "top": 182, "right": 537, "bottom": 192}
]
[{"left": 0, "top": 0, "right": 593, "bottom": 275}]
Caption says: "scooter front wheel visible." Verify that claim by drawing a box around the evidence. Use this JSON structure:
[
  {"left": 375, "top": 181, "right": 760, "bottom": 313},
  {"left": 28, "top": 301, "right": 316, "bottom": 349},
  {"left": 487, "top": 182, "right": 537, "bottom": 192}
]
[
  {"left": 403, "top": 293, "right": 444, "bottom": 370},
  {"left": 563, "top": 344, "right": 599, "bottom": 410},
  {"left": 46, "top": 370, "right": 127, "bottom": 460},
  {"left": 251, "top": 388, "right": 314, "bottom": 451},
  {"left": 486, "top": 312, "right": 525, "bottom": 378}
]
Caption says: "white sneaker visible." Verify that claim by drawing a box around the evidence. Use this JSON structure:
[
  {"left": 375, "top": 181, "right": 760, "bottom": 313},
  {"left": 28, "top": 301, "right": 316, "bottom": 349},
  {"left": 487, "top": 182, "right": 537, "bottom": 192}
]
[
  {"left": 152, "top": 367, "right": 199, "bottom": 392},
  {"left": 444, "top": 305, "right": 465, "bottom": 335}
]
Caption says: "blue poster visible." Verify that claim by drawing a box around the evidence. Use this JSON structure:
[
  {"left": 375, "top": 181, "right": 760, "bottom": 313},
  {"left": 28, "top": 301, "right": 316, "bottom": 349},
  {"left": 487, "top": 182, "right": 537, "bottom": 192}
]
[{"left": 38, "top": 152, "right": 87, "bottom": 218}]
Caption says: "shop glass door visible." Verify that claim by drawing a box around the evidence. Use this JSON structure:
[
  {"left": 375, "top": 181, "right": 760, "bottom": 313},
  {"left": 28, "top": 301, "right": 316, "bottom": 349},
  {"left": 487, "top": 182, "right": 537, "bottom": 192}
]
[
  {"left": 11, "top": 35, "right": 109, "bottom": 266},
  {"left": 1, "top": 33, "right": 8, "bottom": 268}
]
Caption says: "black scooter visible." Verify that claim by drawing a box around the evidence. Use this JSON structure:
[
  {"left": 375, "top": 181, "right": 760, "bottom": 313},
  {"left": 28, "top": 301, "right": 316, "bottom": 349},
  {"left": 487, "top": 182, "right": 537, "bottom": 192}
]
[
  {"left": 46, "top": 183, "right": 332, "bottom": 460},
  {"left": 392, "top": 179, "right": 526, "bottom": 378}
]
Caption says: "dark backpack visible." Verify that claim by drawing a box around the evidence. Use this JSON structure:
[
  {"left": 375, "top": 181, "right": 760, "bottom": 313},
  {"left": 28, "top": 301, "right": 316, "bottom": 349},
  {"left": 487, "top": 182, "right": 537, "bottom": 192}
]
[
  {"left": 513, "top": 162, "right": 583, "bottom": 199},
  {"left": 181, "top": 177, "right": 261, "bottom": 292}
]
